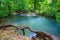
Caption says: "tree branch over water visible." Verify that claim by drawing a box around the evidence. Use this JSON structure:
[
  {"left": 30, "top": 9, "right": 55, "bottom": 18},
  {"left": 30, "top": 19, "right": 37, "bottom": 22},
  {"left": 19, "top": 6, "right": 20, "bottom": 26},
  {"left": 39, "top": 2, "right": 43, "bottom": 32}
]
[{"left": 0, "top": 25, "right": 59, "bottom": 40}]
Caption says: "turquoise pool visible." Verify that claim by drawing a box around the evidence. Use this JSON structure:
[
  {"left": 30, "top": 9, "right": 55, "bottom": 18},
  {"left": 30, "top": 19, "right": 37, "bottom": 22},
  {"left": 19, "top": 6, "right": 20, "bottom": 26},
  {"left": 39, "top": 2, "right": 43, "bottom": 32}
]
[{"left": 4, "top": 16, "right": 60, "bottom": 37}]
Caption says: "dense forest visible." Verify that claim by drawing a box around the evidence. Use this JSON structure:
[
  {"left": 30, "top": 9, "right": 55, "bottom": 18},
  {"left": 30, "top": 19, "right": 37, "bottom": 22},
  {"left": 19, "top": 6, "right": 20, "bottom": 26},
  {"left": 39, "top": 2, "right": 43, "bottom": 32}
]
[{"left": 0, "top": 0, "right": 60, "bottom": 25}]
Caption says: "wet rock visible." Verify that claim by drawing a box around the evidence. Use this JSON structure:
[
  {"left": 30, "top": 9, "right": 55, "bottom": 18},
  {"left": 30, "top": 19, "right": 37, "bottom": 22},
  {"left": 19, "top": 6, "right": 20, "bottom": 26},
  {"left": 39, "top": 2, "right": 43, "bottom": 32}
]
[
  {"left": 0, "top": 26, "right": 59, "bottom": 40},
  {"left": 0, "top": 28, "right": 32, "bottom": 40}
]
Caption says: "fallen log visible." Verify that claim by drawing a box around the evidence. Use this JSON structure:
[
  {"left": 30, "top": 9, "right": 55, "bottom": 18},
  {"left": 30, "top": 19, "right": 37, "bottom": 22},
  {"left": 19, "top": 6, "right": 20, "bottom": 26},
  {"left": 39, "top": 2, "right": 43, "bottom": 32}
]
[
  {"left": 0, "top": 25, "right": 59, "bottom": 40},
  {"left": 0, "top": 25, "right": 18, "bottom": 30},
  {"left": 21, "top": 27, "right": 53, "bottom": 40},
  {"left": 0, "top": 25, "right": 28, "bottom": 35}
]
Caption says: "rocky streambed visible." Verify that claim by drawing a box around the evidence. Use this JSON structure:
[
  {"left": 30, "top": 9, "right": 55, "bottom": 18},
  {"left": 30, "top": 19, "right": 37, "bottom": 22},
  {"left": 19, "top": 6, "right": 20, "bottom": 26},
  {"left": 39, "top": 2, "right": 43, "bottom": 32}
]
[
  {"left": 0, "top": 25, "right": 60, "bottom": 40},
  {"left": 0, "top": 28, "right": 32, "bottom": 40}
]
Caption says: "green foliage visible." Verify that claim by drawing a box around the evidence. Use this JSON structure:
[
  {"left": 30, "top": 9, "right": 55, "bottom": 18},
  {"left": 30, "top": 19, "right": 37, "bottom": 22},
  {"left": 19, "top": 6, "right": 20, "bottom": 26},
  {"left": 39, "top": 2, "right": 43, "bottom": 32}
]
[
  {"left": 0, "top": 0, "right": 9, "bottom": 18},
  {"left": 56, "top": 12, "right": 60, "bottom": 25},
  {"left": 56, "top": 0, "right": 60, "bottom": 25},
  {"left": 0, "top": 10, "right": 9, "bottom": 18},
  {"left": 0, "top": 0, "right": 60, "bottom": 25},
  {"left": 35, "top": 0, "right": 56, "bottom": 16}
]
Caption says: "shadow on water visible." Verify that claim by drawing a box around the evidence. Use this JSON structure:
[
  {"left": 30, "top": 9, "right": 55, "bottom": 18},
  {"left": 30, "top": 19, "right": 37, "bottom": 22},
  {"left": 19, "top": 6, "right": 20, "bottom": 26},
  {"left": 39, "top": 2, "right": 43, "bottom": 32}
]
[{"left": 3, "top": 15, "right": 60, "bottom": 37}]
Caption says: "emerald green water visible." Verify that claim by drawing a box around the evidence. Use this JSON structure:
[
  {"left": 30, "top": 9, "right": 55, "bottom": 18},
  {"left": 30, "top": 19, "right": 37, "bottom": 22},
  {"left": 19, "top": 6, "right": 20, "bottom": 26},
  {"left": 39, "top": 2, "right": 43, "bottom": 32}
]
[{"left": 4, "top": 16, "right": 60, "bottom": 37}]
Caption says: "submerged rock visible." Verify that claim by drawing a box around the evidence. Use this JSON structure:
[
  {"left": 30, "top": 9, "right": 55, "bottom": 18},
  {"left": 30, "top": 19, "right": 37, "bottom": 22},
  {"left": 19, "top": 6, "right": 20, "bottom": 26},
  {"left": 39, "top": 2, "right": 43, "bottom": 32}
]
[
  {"left": 0, "top": 26, "right": 59, "bottom": 40},
  {"left": 51, "top": 35, "right": 60, "bottom": 40},
  {"left": 0, "top": 27, "right": 32, "bottom": 40}
]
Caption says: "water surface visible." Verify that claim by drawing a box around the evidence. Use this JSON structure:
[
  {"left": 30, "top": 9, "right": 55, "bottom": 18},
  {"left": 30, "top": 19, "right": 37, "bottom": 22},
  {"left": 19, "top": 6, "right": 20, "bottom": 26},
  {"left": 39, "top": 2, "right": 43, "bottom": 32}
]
[{"left": 4, "top": 16, "right": 60, "bottom": 37}]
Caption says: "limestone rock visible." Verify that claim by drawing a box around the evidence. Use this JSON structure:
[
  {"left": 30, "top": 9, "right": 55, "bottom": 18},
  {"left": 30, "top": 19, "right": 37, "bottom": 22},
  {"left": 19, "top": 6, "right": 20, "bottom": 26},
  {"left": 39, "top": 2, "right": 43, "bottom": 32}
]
[{"left": 0, "top": 28, "right": 32, "bottom": 40}]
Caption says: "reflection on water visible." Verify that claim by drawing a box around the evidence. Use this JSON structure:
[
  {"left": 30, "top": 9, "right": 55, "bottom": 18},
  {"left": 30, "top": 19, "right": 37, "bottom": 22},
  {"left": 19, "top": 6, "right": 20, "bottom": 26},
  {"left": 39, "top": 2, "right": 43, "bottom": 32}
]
[{"left": 4, "top": 16, "right": 60, "bottom": 37}]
